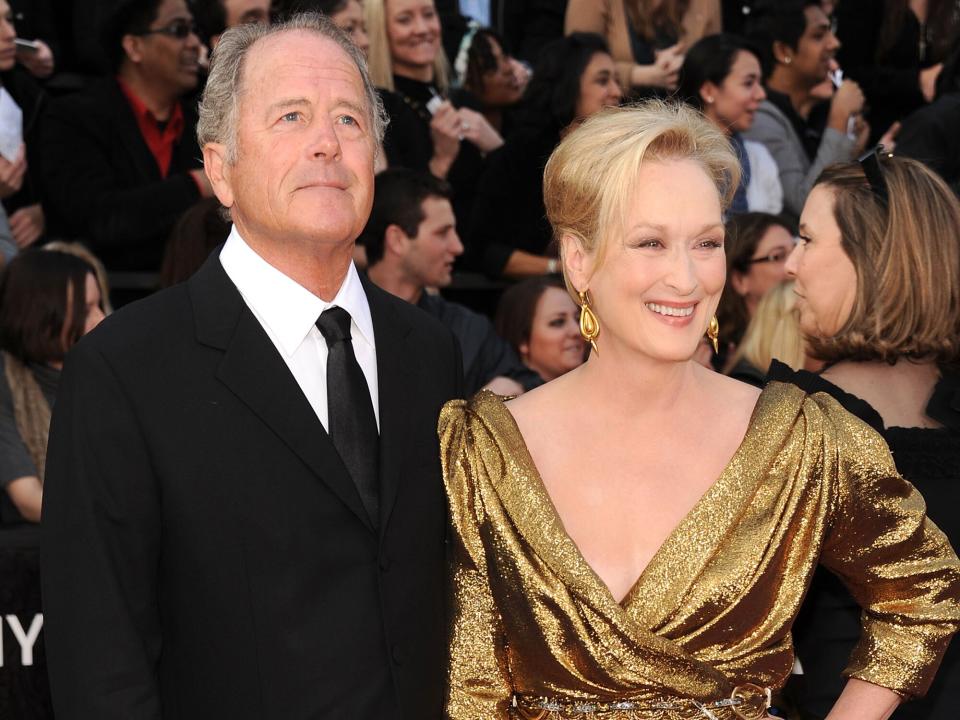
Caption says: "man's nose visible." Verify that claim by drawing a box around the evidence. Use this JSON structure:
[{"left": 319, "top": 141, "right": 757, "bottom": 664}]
[
  {"left": 451, "top": 232, "right": 464, "bottom": 256},
  {"left": 307, "top": 118, "right": 342, "bottom": 159}
]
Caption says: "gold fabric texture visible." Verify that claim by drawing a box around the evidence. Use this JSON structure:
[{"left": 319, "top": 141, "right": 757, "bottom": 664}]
[{"left": 438, "top": 384, "right": 960, "bottom": 719}]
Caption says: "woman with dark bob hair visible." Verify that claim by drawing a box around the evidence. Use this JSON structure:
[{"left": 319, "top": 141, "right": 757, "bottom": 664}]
[
  {"left": 0, "top": 249, "right": 105, "bottom": 524},
  {"left": 467, "top": 32, "right": 622, "bottom": 278},
  {"left": 678, "top": 34, "right": 782, "bottom": 214},
  {"left": 771, "top": 153, "right": 960, "bottom": 719},
  {"left": 495, "top": 276, "right": 586, "bottom": 382}
]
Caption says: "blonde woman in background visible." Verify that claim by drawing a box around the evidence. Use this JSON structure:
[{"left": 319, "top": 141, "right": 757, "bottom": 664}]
[
  {"left": 439, "top": 102, "right": 960, "bottom": 720},
  {"left": 364, "top": 0, "right": 500, "bottom": 232},
  {"left": 726, "top": 280, "right": 806, "bottom": 387},
  {"left": 364, "top": 0, "right": 501, "bottom": 173}
]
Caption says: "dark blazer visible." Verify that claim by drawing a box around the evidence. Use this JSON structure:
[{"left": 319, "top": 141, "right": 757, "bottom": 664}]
[
  {"left": 38, "top": 77, "right": 202, "bottom": 272},
  {"left": 41, "top": 253, "right": 463, "bottom": 719}
]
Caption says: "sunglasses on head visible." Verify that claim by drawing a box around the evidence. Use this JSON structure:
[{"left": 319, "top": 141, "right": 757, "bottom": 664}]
[
  {"left": 858, "top": 144, "right": 893, "bottom": 208},
  {"left": 136, "top": 18, "right": 197, "bottom": 40}
]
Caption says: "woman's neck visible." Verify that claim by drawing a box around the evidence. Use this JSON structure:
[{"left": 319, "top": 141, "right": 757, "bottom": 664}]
[
  {"left": 705, "top": 108, "right": 734, "bottom": 137},
  {"left": 393, "top": 62, "right": 434, "bottom": 84},
  {"left": 572, "top": 344, "right": 704, "bottom": 420}
]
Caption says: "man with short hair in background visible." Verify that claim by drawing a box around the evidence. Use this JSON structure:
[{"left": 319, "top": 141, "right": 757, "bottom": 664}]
[{"left": 365, "top": 167, "right": 541, "bottom": 396}]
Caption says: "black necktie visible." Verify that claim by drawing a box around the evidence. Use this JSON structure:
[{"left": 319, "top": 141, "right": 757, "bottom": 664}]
[{"left": 316, "top": 306, "right": 380, "bottom": 526}]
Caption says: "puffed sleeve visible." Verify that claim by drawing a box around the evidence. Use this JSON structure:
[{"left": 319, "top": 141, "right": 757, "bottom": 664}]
[
  {"left": 816, "top": 396, "right": 960, "bottom": 698},
  {"left": 438, "top": 399, "right": 513, "bottom": 719}
]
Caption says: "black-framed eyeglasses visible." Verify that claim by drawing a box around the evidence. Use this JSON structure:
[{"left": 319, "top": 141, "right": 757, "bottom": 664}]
[
  {"left": 858, "top": 144, "right": 892, "bottom": 208},
  {"left": 136, "top": 18, "right": 197, "bottom": 40},
  {"left": 745, "top": 246, "right": 793, "bottom": 266}
]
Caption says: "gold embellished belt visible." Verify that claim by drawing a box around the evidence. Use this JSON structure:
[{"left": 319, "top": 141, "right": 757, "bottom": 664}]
[{"left": 514, "top": 684, "right": 772, "bottom": 720}]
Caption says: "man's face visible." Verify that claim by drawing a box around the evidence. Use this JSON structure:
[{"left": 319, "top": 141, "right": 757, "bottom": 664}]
[
  {"left": 223, "top": 0, "right": 270, "bottom": 28},
  {"left": 134, "top": 0, "right": 201, "bottom": 96},
  {"left": 792, "top": 5, "right": 840, "bottom": 85},
  {"left": 400, "top": 196, "right": 462, "bottom": 288},
  {"left": 219, "top": 31, "right": 375, "bottom": 251}
]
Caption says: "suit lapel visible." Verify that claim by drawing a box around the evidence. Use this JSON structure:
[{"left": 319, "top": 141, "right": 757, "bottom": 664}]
[
  {"left": 362, "top": 277, "right": 415, "bottom": 535},
  {"left": 190, "top": 255, "right": 375, "bottom": 531}
]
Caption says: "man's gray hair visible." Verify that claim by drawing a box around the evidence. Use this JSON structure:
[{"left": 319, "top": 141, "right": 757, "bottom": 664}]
[{"left": 197, "top": 12, "right": 388, "bottom": 162}]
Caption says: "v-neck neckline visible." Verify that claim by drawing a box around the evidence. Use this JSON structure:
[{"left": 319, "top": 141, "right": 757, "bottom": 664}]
[{"left": 477, "top": 385, "right": 781, "bottom": 616}]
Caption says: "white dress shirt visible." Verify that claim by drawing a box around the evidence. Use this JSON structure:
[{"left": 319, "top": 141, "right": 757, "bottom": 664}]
[{"left": 219, "top": 227, "right": 379, "bottom": 431}]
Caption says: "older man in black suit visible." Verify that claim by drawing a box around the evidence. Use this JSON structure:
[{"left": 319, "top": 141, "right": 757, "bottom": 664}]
[{"left": 41, "top": 12, "right": 462, "bottom": 720}]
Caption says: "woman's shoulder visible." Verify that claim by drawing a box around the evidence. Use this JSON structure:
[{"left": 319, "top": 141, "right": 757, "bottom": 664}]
[
  {"left": 439, "top": 390, "right": 522, "bottom": 455},
  {"left": 766, "top": 359, "right": 886, "bottom": 433}
]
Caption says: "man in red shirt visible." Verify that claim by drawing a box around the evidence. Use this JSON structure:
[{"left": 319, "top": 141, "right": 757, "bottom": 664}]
[{"left": 38, "top": 0, "right": 216, "bottom": 284}]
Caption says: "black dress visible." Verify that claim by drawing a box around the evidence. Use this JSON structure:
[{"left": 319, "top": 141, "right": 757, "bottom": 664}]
[
  {"left": 465, "top": 123, "right": 560, "bottom": 277},
  {"left": 767, "top": 360, "right": 960, "bottom": 720}
]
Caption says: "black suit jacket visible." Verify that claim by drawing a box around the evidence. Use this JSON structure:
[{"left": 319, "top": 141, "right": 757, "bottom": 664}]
[
  {"left": 38, "top": 77, "right": 202, "bottom": 272},
  {"left": 41, "top": 253, "right": 463, "bottom": 719}
]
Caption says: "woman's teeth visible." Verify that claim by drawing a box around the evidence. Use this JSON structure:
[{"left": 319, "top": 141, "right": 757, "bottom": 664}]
[{"left": 646, "top": 303, "right": 694, "bottom": 317}]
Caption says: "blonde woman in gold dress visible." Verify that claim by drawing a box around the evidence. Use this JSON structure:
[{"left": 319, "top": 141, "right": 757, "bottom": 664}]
[{"left": 438, "top": 102, "right": 960, "bottom": 720}]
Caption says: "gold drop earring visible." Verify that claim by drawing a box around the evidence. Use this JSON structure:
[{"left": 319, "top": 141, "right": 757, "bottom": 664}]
[
  {"left": 577, "top": 290, "right": 600, "bottom": 355},
  {"left": 707, "top": 315, "right": 720, "bottom": 354}
]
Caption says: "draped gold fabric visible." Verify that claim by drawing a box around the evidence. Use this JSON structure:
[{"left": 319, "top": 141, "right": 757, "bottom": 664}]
[{"left": 439, "top": 383, "right": 960, "bottom": 719}]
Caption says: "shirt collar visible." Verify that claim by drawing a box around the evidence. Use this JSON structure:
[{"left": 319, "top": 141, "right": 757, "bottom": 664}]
[
  {"left": 116, "top": 77, "right": 184, "bottom": 136},
  {"left": 218, "top": 226, "right": 374, "bottom": 357}
]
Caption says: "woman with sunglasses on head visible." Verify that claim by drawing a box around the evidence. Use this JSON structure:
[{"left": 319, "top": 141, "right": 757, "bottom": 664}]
[
  {"left": 769, "top": 151, "right": 960, "bottom": 719},
  {"left": 679, "top": 33, "right": 783, "bottom": 216},
  {"left": 440, "top": 102, "right": 960, "bottom": 720}
]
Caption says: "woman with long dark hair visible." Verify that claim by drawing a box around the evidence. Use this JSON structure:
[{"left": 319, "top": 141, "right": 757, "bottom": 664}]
[
  {"left": 0, "top": 249, "right": 105, "bottom": 524},
  {"left": 467, "top": 32, "right": 622, "bottom": 278}
]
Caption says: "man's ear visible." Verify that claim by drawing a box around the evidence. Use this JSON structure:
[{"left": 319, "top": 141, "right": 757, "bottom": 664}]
[
  {"left": 121, "top": 34, "right": 144, "bottom": 64},
  {"left": 561, "top": 232, "right": 592, "bottom": 293},
  {"left": 202, "top": 142, "right": 234, "bottom": 210},
  {"left": 772, "top": 40, "right": 793, "bottom": 66},
  {"left": 384, "top": 224, "right": 410, "bottom": 257}
]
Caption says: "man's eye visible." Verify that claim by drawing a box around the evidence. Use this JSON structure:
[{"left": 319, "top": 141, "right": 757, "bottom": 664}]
[
  {"left": 281, "top": 111, "right": 301, "bottom": 122},
  {"left": 337, "top": 115, "right": 358, "bottom": 126}
]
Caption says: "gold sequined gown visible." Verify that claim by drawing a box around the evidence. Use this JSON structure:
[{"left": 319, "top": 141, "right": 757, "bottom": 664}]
[{"left": 438, "top": 384, "right": 960, "bottom": 719}]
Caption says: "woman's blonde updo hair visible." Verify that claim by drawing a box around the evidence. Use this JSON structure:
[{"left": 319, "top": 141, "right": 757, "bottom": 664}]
[
  {"left": 810, "top": 156, "right": 960, "bottom": 364},
  {"left": 543, "top": 100, "right": 740, "bottom": 297}
]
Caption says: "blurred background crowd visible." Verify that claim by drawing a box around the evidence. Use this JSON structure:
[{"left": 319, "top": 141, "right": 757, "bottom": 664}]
[{"left": 0, "top": 0, "right": 959, "bottom": 718}]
